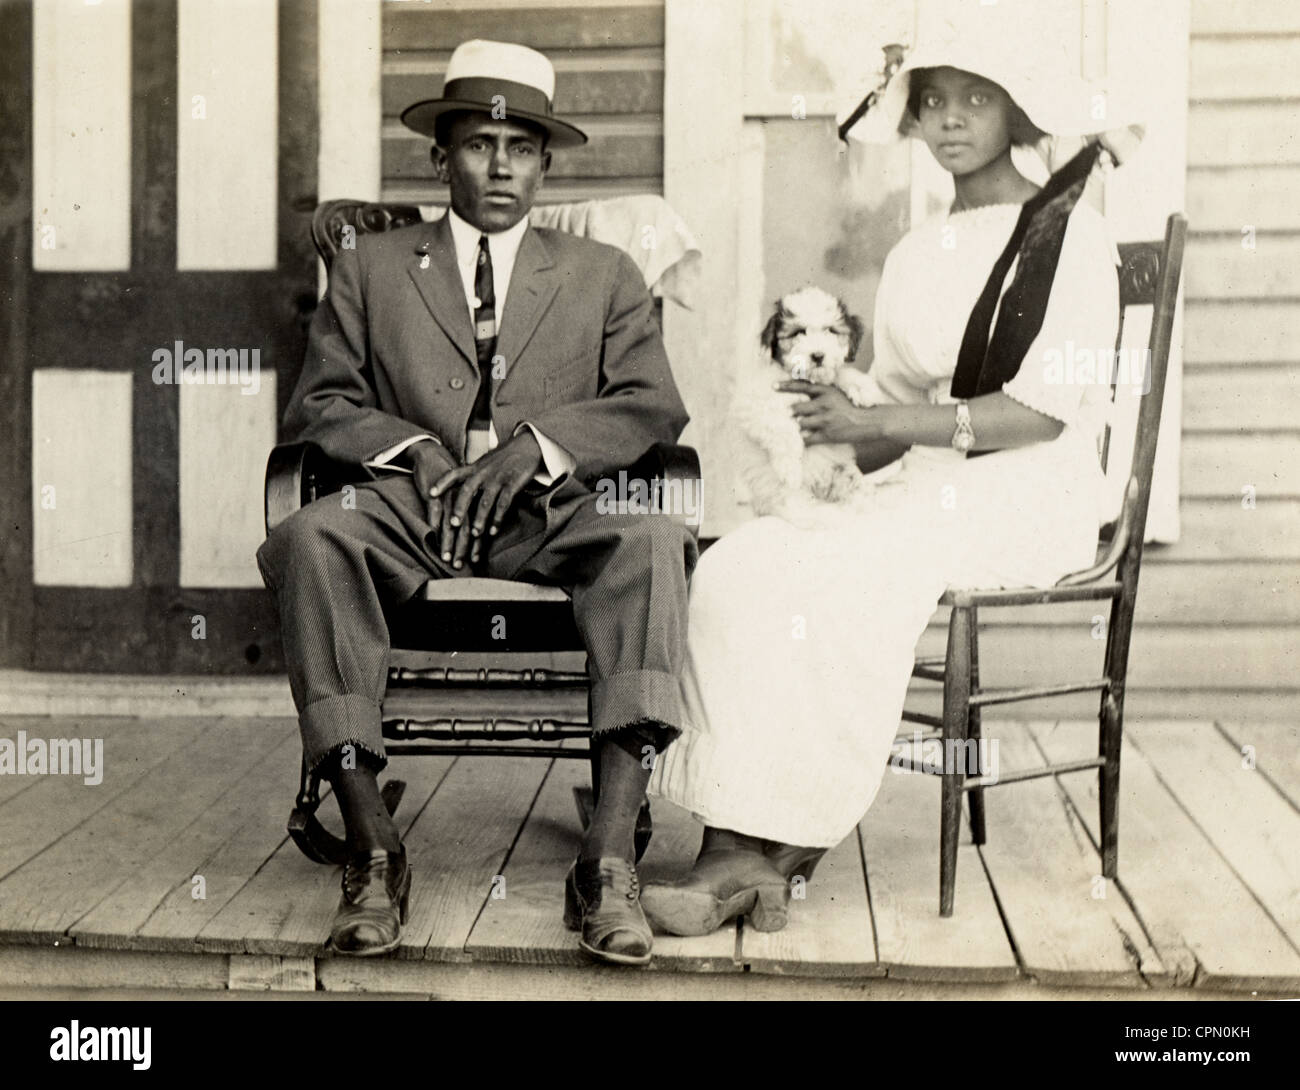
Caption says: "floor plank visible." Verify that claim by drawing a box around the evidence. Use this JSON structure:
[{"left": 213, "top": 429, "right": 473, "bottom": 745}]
[
  {"left": 195, "top": 753, "right": 458, "bottom": 956},
  {"left": 1216, "top": 721, "right": 1300, "bottom": 815},
  {"left": 465, "top": 752, "right": 738, "bottom": 970},
  {"left": 400, "top": 754, "right": 553, "bottom": 961},
  {"left": 134, "top": 722, "right": 310, "bottom": 950},
  {"left": 859, "top": 763, "right": 1019, "bottom": 981},
  {"left": 1032, "top": 722, "right": 1300, "bottom": 991},
  {"left": 74, "top": 725, "right": 300, "bottom": 949},
  {"left": 1126, "top": 720, "right": 1300, "bottom": 958},
  {"left": 976, "top": 724, "right": 1164, "bottom": 987},
  {"left": 0, "top": 718, "right": 272, "bottom": 944},
  {"left": 738, "top": 829, "right": 881, "bottom": 977},
  {"left": 0, "top": 716, "right": 206, "bottom": 882}
]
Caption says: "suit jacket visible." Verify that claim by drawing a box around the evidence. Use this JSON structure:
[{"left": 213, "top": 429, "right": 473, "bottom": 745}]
[{"left": 284, "top": 214, "right": 689, "bottom": 486}]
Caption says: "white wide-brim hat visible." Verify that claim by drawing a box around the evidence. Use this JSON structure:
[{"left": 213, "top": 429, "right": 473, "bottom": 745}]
[
  {"left": 402, "top": 39, "right": 588, "bottom": 149},
  {"left": 840, "top": 36, "right": 1143, "bottom": 165}
]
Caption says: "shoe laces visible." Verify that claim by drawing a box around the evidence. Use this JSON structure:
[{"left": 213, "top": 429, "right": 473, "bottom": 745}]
[{"left": 342, "top": 857, "right": 389, "bottom": 900}]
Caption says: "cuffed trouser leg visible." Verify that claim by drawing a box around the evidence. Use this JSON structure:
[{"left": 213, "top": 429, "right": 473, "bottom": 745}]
[{"left": 256, "top": 476, "right": 447, "bottom": 775}]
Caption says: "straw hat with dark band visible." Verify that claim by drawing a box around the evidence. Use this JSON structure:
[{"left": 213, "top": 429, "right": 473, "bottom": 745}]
[{"left": 401, "top": 39, "right": 588, "bottom": 149}]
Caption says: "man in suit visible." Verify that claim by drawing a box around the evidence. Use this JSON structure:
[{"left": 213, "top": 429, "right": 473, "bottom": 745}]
[{"left": 256, "top": 40, "right": 696, "bottom": 966}]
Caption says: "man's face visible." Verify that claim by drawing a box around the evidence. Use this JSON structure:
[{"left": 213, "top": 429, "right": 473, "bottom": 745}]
[
  {"left": 914, "top": 67, "right": 1015, "bottom": 178},
  {"left": 433, "top": 113, "right": 550, "bottom": 232}
]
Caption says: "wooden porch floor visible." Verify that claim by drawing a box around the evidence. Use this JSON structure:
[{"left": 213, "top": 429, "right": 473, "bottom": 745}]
[{"left": 0, "top": 714, "right": 1298, "bottom": 996}]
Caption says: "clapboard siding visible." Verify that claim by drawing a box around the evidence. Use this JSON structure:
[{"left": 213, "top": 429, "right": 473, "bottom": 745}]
[
  {"left": 1190, "top": 0, "right": 1300, "bottom": 37},
  {"left": 383, "top": 2, "right": 664, "bottom": 50},
  {"left": 1188, "top": 102, "right": 1300, "bottom": 166},
  {"left": 1184, "top": 300, "right": 1300, "bottom": 364},
  {"left": 1187, "top": 165, "right": 1300, "bottom": 231},
  {"left": 1181, "top": 433, "right": 1300, "bottom": 497},
  {"left": 1155, "top": 499, "right": 1300, "bottom": 562},
  {"left": 380, "top": 0, "right": 663, "bottom": 204},
  {"left": 1151, "top": 4, "right": 1300, "bottom": 712},
  {"left": 1184, "top": 234, "right": 1300, "bottom": 299},
  {"left": 383, "top": 51, "right": 664, "bottom": 115},
  {"left": 1183, "top": 366, "right": 1298, "bottom": 431},
  {"left": 1189, "top": 36, "right": 1300, "bottom": 101}
]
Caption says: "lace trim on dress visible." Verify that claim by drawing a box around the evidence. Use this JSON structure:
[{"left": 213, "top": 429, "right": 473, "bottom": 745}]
[
  {"left": 944, "top": 201, "right": 1027, "bottom": 223},
  {"left": 999, "top": 373, "right": 1077, "bottom": 427}
]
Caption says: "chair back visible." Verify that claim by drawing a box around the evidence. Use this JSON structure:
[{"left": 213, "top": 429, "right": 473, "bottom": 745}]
[
  {"left": 311, "top": 199, "right": 424, "bottom": 271},
  {"left": 1113, "top": 215, "right": 1187, "bottom": 553},
  {"left": 1060, "top": 213, "right": 1187, "bottom": 587},
  {"left": 309, "top": 198, "right": 684, "bottom": 329}
]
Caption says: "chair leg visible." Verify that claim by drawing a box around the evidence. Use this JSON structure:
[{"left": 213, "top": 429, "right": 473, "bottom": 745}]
[
  {"left": 287, "top": 758, "right": 349, "bottom": 865},
  {"left": 966, "top": 605, "right": 987, "bottom": 846},
  {"left": 1099, "top": 689, "right": 1123, "bottom": 879},
  {"left": 940, "top": 606, "right": 973, "bottom": 918}
]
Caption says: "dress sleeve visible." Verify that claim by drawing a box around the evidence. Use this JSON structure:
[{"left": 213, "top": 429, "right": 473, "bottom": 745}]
[
  {"left": 999, "top": 205, "right": 1121, "bottom": 426},
  {"left": 863, "top": 245, "right": 924, "bottom": 406}
]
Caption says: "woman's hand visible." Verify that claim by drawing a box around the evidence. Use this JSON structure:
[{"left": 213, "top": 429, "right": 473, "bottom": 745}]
[{"left": 777, "top": 380, "right": 886, "bottom": 445}]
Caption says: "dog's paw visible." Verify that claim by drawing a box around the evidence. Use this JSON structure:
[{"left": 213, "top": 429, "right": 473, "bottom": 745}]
[
  {"left": 835, "top": 367, "right": 885, "bottom": 409},
  {"left": 823, "top": 461, "right": 863, "bottom": 503}
]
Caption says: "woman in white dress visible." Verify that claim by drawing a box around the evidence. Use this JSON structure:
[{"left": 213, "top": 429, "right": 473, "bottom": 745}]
[{"left": 641, "top": 42, "right": 1141, "bottom": 935}]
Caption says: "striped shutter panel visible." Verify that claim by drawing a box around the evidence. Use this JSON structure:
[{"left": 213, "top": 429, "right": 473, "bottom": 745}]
[{"left": 380, "top": 1, "right": 664, "bottom": 204}]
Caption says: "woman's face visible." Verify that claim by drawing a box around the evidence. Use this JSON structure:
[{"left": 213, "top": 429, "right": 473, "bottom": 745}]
[{"left": 914, "top": 66, "right": 1017, "bottom": 177}]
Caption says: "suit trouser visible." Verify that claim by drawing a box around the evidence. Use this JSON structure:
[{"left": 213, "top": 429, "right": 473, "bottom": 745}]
[{"left": 256, "top": 471, "right": 698, "bottom": 774}]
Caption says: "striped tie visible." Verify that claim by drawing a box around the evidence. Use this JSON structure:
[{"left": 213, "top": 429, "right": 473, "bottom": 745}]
[{"left": 470, "top": 234, "right": 497, "bottom": 429}]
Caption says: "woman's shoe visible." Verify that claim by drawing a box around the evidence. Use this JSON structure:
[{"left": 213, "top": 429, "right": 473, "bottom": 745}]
[
  {"left": 563, "top": 858, "right": 653, "bottom": 966},
  {"left": 640, "top": 849, "right": 790, "bottom": 936},
  {"left": 328, "top": 846, "right": 411, "bottom": 957},
  {"left": 764, "top": 842, "right": 828, "bottom": 883}
]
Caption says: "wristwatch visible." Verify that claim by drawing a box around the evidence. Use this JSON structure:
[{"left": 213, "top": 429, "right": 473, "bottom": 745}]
[{"left": 951, "top": 400, "right": 976, "bottom": 454}]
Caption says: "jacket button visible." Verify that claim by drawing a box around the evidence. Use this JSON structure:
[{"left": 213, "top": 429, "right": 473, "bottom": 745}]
[{"left": 449, "top": 377, "right": 465, "bottom": 390}]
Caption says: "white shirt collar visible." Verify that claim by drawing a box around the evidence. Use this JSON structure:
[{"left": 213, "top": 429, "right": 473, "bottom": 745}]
[{"left": 445, "top": 207, "right": 529, "bottom": 318}]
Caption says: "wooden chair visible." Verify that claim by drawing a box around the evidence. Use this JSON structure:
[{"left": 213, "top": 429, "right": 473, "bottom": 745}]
[
  {"left": 898, "top": 213, "right": 1188, "bottom": 916},
  {"left": 266, "top": 198, "right": 702, "bottom": 867}
]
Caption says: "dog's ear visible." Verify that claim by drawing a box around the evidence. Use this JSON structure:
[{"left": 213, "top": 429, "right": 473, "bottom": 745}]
[
  {"left": 759, "top": 306, "right": 783, "bottom": 357},
  {"left": 843, "top": 309, "right": 866, "bottom": 363}
]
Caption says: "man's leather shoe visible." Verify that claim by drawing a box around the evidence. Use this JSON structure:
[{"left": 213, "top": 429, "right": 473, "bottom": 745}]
[
  {"left": 328, "top": 846, "right": 411, "bottom": 957},
  {"left": 563, "top": 857, "right": 652, "bottom": 966}
]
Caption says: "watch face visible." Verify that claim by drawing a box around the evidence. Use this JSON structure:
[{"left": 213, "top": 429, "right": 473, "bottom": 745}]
[{"left": 953, "top": 432, "right": 974, "bottom": 453}]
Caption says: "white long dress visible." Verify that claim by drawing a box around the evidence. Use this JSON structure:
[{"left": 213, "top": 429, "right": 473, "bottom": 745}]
[{"left": 647, "top": 201, "right": 1121, "bottom": 848}]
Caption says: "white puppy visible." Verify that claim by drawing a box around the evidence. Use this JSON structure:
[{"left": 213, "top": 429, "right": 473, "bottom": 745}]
[{"left": 731, "top": 286, "right": 883, "bottom": 520}]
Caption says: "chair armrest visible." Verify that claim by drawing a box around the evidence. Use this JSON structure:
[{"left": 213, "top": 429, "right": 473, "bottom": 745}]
[
  {"left": 620, "top": 442, "right": 703, "bottom": 540},
  {"left": 266, "top": 440, "right": 704, "bottom": 539},
  {"left": 264, "top": 441, "right": 370, "bottom": 535}
]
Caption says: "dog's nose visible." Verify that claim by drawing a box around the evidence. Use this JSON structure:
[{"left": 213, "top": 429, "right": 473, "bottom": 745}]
[{"left": 810, "top": 352, "right": 825, "bottom": 364}]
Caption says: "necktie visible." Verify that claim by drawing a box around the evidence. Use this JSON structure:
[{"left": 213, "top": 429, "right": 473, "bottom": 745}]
[{"left": 471, "top": 235, "right": 497, "bottom": 429}]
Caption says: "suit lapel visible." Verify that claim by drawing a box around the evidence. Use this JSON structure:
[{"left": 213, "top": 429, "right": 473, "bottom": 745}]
[
  {"left": 495, "top": 226, "right": 559, "bottom": 394},
  {"left": 407, "top": 216, "right": 477, "bottom": 368}
]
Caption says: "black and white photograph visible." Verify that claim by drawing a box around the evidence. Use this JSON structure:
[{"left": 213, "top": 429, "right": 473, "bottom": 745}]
[{"left": 0, "top": 0, "right": 1295, "bottom": 1053}]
